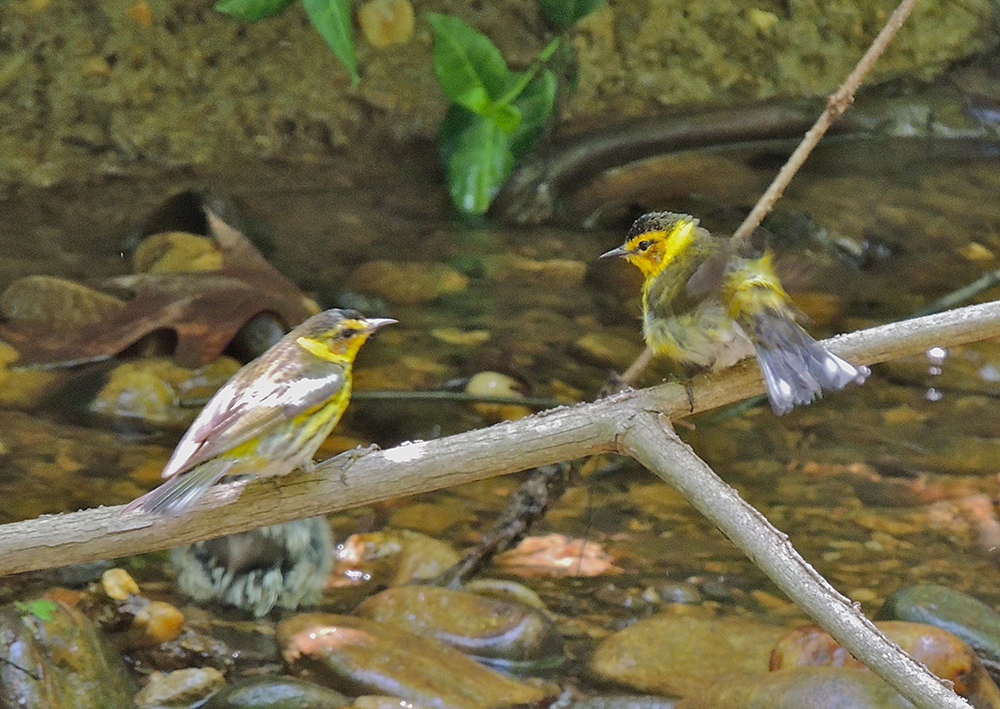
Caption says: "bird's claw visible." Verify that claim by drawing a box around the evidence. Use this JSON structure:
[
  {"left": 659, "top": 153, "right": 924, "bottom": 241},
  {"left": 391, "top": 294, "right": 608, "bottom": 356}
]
[{"left": 331, "top": 444, "right": 380, "bottom": 484}]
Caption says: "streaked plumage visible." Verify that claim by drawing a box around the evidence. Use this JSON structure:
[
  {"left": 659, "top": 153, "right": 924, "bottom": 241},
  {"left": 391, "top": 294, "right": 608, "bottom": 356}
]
[
  {"left": 602, "top": 212, "right": 868, "bottom": 414},
  {"left": 123, "top": 309, "right": 394, "bottom": 515}
]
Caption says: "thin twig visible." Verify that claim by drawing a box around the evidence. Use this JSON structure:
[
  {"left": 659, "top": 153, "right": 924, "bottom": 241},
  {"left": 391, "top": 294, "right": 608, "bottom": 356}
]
[
  {"left": 617, "top": 0, "right": 922, "bottom": 386},
  {"left": 729, "top": 0, "right": 921, "bottom": 245}
]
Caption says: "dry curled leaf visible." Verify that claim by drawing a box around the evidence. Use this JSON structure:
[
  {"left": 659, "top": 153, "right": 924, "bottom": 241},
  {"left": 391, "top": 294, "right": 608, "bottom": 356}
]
[{"left": 0, "top": 210, "right": 318, "bottom": 368}]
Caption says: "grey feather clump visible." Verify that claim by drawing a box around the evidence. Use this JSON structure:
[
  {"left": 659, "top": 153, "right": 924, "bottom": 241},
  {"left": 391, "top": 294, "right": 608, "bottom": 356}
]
[{"left": 171, "top": 517, "right": 333, "bottom": 617}]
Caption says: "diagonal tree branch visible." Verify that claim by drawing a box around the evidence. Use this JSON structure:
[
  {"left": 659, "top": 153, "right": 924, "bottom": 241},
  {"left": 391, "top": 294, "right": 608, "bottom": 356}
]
[{"left": 622, "top": 412, "right": 970, "bottom": 709}]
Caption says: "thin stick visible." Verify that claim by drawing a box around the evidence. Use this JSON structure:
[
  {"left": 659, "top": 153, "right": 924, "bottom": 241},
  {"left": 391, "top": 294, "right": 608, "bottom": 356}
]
[
  {"left": 617, "top": 0, "right": 922, "bottom": 386},
  {"left": 729, "top": 0, "right": 921, "bottom": 245}
]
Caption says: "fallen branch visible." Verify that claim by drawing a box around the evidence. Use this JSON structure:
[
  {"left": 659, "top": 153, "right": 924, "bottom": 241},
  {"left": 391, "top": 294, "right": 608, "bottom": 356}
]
[
  {"left": 5, "top": 299, "right": 994, "bottom": 708},
  {"left": 1, "top": 300, "right": 995, "bottom": 573}
]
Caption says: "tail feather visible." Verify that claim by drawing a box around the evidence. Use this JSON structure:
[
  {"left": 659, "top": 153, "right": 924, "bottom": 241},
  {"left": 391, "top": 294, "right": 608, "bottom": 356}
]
[
  {"left": 122, "top": 459, "right": 236, "bottom": 516},
  {"left": 747, "top": 312, "right": 868, "bottom": 416}
]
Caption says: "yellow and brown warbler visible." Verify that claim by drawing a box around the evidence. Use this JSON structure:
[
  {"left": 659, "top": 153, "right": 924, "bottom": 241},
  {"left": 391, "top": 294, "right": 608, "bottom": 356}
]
[
  {"left": 602, "top": 211, "right": 867, "bottom": 414},
  {"left": 124, "top": 309, "right": 394, "bottom": 515}
]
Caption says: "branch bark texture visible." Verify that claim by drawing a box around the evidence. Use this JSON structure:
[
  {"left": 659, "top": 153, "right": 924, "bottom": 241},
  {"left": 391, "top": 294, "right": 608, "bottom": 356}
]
[
  {"left": 4, "top": 299, "right": 995, "bottom": 709},
  {"left": 2, "top": 299, "right": 997, "bottom": 576}
]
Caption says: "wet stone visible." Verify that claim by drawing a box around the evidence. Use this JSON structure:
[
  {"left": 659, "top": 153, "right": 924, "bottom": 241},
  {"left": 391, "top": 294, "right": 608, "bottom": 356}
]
[
  {"left": 0, "top": 275, "right": 125, "bottom": 328},
  {"left": 771, "top": 620, "right": 1000, "bottom": 707},
  {"left": 0, "top": 598, "right": 136, "bottom": 708},
  {"left": 357, "top": 0, "right": 415, "bottom": 47},
  {"left": 571, "top": 332, "right": 644, "bottom": 369},
  {"left": 132, "top": 231, "right": 223, "bottom": 273},
  {"left": 655, "top": 582, "right": 702, "bottom": 605},
  {"left": 135, "top": 667, "right": 226, "bottom": 709},
  {"left": 587, "top": 614, "right": 787, "bottom": 697},
  {"left": 202, "top": 675, "right": 350, "bottom": 709},
  {"left": 345, "top": 261, "right": 468, "bottom": 305},
  {"left": 354, "top": 585, "right": 565, "bottom": 669},
  {"left": 673, "top": 667, "right": 916, "bottom": 709},
  {"left": 329, "top": 530, "right": 461, "bottom": 587},
  {"left": 878, "top": 584, "right": 1000, "bottom": 666},
  {"left": 277, "top": 613, "right": 555, "bottom": 709}
]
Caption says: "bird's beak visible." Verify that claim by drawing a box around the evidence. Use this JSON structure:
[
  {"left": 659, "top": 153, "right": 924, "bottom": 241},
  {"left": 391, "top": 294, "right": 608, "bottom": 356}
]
[
  {"left": 364, "top": 318, "right": 398, "bottom": 332},
  {"left": 600, "top": 246, "right": 630, "bottom": 259}
]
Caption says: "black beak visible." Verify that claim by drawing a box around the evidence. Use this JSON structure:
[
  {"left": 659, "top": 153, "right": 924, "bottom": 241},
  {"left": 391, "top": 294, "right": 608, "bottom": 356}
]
[{"left": 600, "top": 246, "right": 630, "bottom": 259}]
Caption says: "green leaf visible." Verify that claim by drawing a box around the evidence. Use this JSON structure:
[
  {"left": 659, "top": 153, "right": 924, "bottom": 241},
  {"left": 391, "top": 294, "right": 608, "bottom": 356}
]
[
  {"left": 301, "top": 0, "right": 359, "bottom": 87},
  {"left": 14, "top": 599, "right": 57, "bottom": 622},
  {"left": 439, "top": 105, "right": 515, "bottom": 215},
  {"left": 538, "top": 0, "right": 604, "bottom": 30},
  {"left": 214, "top": 0, "right": 295, "bottom": 21},
  {"left": 510, "top": 69, "right": 556, "bottom": 159},
  {"left": 483, "top": 102, "right": 521, "bottom": 133},
  {"left": 427, "top": 13, "right": 512, "bottom": 115}
]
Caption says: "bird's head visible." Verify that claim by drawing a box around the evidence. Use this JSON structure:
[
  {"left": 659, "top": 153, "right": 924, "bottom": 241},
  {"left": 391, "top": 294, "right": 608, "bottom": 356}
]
[
  {"left": 295, "top": 309, "right": 396, "bottom": 363},
  {"left": 600, "top": 212, "right": 699, "bottom": 279}
]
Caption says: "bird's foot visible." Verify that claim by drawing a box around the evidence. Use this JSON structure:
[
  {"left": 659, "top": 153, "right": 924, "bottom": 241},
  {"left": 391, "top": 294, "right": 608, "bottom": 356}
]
[{"left": 330, "top": 444, "right": 381, "bottom": 485}]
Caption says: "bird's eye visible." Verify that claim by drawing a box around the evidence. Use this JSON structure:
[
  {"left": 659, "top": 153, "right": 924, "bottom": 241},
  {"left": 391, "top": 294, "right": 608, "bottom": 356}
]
[
  {"left": 340, "top": 328, "right": 358, "bottom": 339},
  {"left": 636, "top": 239, "right": 653, "bottom": 252}
]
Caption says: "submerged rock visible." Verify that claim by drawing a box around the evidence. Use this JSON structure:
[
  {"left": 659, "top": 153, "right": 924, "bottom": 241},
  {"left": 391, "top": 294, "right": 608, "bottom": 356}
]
[
  {"left": 346, "top": 261, "right": 468, "bottom": 305},
  {"left": 771, "top": 621, "right": 1000, "bottom": 708},
  {"left": 673, "top": 667, "right": 915, "bottom": 709},
  {"left": 132, "top": 231, "right": 223, "bottom": 273},
  {"left": 878, "top": 584, "right": 1000, "bottom": 666},
  {"left": 0, "top": 275, "right": 125, "bottom": 328},
  {"left": 135, "top": 667, "right": 226, "bottom": 709},
  {"left": 329, "top": 530, "right": 461, "bottom": 588},
  {"left": 202, "top": 675, "right": 350, "bottom": 709},
  {"left": 587, "top": 614, "right": 787, "bottom": 696},
  {"left": 90, "top": 356, "right": 240, "bottom": 425},
  {"left": 0, "top": 598, "right": 136, "bottom": 708},
  {"left": 278, "top": 613, "right": 555, "bottom": 709},
  {"left": 354, "top": 585, "right": 564, "bottom": 669}
]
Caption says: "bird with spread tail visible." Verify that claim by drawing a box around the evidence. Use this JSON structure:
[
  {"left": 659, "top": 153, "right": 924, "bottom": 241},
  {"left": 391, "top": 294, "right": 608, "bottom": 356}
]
[
  {"left": 601, "top": 211, "right": 868, "bottom": 414},
  {"left": 123, "top": 309, "right": 394, "bottom": 515}
]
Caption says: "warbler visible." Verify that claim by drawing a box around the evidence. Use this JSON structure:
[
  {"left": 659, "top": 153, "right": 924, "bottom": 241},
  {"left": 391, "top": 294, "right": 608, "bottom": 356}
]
[
  {"left": 601, "top": 212, "right": 868, "bottom": 415},
  {"left": 123, "top": 309, "right": 395, "bottom": 515}
]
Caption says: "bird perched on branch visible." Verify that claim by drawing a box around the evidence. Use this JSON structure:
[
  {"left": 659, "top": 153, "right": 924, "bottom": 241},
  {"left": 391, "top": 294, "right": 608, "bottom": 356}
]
[
  {"left": 601, "top": 211, "right": 868, "bottom": 414},
  {"left": 123, "top": 309, "right": 395, "bottom": 515}
]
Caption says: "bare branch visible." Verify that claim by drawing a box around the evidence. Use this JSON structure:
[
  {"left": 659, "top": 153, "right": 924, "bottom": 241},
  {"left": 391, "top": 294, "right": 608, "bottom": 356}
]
[
  {"left": 2, "top": 299, "right": 993, "bottom": 709},
  {"left": 621, "top": 412, "right": 970, "bottom": 709},
  {"left": 2, "top": 299, "right": 998, "bottom": 578}
]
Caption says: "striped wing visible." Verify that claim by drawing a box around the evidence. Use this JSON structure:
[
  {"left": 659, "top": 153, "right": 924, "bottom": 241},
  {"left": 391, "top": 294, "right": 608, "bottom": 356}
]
[{"left": 160, "top": 348, "right": 346, "bottom": 480}]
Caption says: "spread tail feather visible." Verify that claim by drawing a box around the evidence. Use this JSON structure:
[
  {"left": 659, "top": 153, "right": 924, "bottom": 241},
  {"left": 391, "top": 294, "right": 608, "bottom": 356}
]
[
  {"left": 122, "top": 459, "right": 236, "bottom": 516},
  {"left": 747, "top": 312, "right": 869, "bottom": 416}
]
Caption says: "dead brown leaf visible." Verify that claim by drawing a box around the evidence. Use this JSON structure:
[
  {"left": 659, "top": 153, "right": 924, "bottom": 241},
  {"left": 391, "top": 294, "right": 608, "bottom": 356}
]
[{"left": 0, "top": 210, "right": 317, "bottom": 368}]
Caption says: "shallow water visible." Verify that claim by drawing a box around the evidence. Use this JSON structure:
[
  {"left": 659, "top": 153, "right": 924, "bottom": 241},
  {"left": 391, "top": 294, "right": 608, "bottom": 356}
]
[{"left": 3, "top": 132, "right": 1000, "bottom": 685}]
